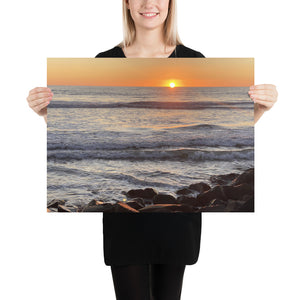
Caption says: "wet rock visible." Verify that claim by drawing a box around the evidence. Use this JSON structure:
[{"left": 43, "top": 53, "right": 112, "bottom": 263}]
[
  {"left": 64, "top": 204, "right": 80, "bottom": 212},
  {"left": 130, "top": 198, "right": 145, "bottom": 206},
  {"left": 231, "top": 168, "right": 254, "bottom": 186},
  {"left": 177, "top": 195, "right": 198, "bottom": 206},
  {"left": 126, "top": 188, "right": 158, "bottom": 199},
  {"left": 210, "top": 198, "right": 226, "bottom": 205},
  {"left": 153, "top": 193, "right": 177, "bottom": 204},
  {"left": 201, "top": 204, "right": 226, "bottom": 212},
  {"left": 239, "top": 195, "right": 254, "bottom": 212},
  {"left": 177, "top": 195, "right": 197, "bottom": 202},
  {"left": 125, "top": 200, "right": 145, "bottom": 210},
  {"left": 181, "top": 192, "right": 227, "bottom": 209},
  {"left": 47, "top": 199, "right": 66, "bottom": 209},
  {"left": 209, "top": 198, "right": 227, "bottom": 208},
  {"left": 144, "top": 198, "right": 153, "bottom": 205},
  {"left": 225, "top": 200, "right": 247, "bottom": 212},
  {"left": 210, "top": 173, "right": 239, "bottom": 185},
  {"left": 139, "top": 205, "right": 172, "bottom": 213},
  {"left": 188, "top": 182, "right": 211, "bottom": 194},
  {"left": 47, "top": 207, "right": 57, "bottom": 212},
  {"left": 222, "top": 183, "right": 254, "bottom": 200},
  {"left": 57, "top": 205, "right": 72, "bottom": 212},
  {"left": 139, "top": 204, "right": 199, "bottom": 213},
  {"left": 113, "top": 202, "right": 140, "bottom": 213},
  {"left": 81, "top": 202, "right": 116, "bottom": 212},
  {"left": 87, "top": 199, "right": 105, "bottom": 206},
  {"left": 176, "top": 188, "right": 193, "bottom": 195},
  {"left": 196, "top": 186, "right": 228, "bottom": 206}
]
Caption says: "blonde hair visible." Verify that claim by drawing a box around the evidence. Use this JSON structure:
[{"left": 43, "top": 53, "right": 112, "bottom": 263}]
[{"left": 119, "top": 0, "right": 182, "bottom": 48}]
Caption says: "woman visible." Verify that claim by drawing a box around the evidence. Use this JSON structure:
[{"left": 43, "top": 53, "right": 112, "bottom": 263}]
[{"left": 27, "top": 0, "right": 278, "bottom": 299}]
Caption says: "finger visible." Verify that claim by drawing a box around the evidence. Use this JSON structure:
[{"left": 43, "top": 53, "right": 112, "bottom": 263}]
[
  {"left": 249, "top": 93, "right": 276, "bottom": 102},
  {"left": 249, "top": 94, "right": 276, "bottom": 103},
  {"left": 29, "top": 92, "right": 52, "bottom": 101},
  {"left": 27, "top": 92, "right": 52, "bottom": 104},
  {"left": 30, "top": 87, "right": 51, "bottom": 93},
  {"left": 36, "top": 100, "right": 50, "bottom": 113},
  {"left": 32, "top": 100, "right": 49, "bottom": 115},
  {"left": 30, "top": 97, "right": 50, "bottom": 108},
  {"left": 248, "top": 90, "right": 275, "bottom": 97},
  {"left": 250, "top": 84, "right": 276, "bottom": 91},
  {"left": 28, "top": 98, "right": 51, "bottom": 110},
  {"left": 29, "top": 87, "right": 51, "bottom": 95}
]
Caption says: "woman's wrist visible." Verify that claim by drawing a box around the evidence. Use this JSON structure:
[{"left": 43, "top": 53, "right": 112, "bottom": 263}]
[{"left": 254, "top": 103, "right": 266, "bottom": 124}]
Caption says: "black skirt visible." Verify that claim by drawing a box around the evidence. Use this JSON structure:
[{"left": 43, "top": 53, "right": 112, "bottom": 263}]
[
  {"left": 96, "top": 45, "right": 205, "bottom": 266},
  {"left": 102, "top": 212, "right": 202, "bottom": 266}
]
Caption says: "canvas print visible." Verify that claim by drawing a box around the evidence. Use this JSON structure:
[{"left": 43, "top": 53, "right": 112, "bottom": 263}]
[{"left": 47, "top": 58, "right": 254, "bottom": 213}]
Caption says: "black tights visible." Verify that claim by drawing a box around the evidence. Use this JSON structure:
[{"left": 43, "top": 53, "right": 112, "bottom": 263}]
[{"left": 110, "top": 264, "right": 186, "bottom": 300}]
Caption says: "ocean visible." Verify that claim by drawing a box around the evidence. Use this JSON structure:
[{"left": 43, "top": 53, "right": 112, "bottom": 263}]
[{"left": 47, "top": 85, "right": 254, "bottom": 207}]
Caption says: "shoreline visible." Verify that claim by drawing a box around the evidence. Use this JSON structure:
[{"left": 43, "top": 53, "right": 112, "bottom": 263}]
[{"left": 47, "top": 168, "right": 254, "bottom": 213}]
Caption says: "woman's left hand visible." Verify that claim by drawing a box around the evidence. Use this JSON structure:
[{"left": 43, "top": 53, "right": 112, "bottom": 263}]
[
  {"left": 249, "top": 84, "right": 278, "bottom": 123},
  {"left": 248, "top": 84, "right": 278, "bottom": 112}
]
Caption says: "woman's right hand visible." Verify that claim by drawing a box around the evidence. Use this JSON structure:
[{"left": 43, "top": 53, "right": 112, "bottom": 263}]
[{"left": 27, "top": 87, "right": 53, "bottom": 117}]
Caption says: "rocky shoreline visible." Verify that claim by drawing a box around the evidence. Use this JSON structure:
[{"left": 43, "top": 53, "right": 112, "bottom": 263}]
[{"left": 47, "top": 168, "right": 254, "bottom": 213}]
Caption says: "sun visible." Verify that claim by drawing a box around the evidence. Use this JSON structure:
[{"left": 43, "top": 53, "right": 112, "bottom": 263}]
[{"left": 169, "top": 82, "right": 176, "bottom": 88}]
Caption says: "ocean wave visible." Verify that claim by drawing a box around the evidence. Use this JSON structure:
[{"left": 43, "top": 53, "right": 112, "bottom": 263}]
[
  {"left": 49, "top": 100, "right": 252, "bottom": 110},
  {"left": 47, "top": 165, "right": 95, "bottom": 177},
  {"left": 47, "top": 165, "right": 177, "bottom": 188},
  {"left": 47, "top": 148, "right": 254, "bottom": 162},
  {"left": 173, "top": 123, "right": 224, "bottom": 130},
  {"left": 99, "top": 172, "right": 174, "bottom": 188},
  {"left": 47, "top": 137, "right": 253, "bottom": 151}
]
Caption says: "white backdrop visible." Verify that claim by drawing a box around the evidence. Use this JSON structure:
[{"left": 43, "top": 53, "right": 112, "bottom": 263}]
[{"left": 1, "top": 1, "right": 299, "bottom": 299}]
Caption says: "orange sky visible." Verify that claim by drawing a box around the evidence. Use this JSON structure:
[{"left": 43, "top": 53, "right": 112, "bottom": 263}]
[{"left": 47, "top": 58, "right": 254, "bottom": 87}]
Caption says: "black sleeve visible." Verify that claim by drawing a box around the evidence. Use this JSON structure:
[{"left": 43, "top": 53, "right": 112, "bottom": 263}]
[
  {"left": 95, "top": 46, "right": 124, "bottom": 58},
  {"left": 175, "top": 44, "right": 205, "bottom": 58}
]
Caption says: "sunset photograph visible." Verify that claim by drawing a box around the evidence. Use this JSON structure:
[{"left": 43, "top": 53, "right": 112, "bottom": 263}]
[{"left": 47, "top": 58, "right": 254, "bottom": 213}]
